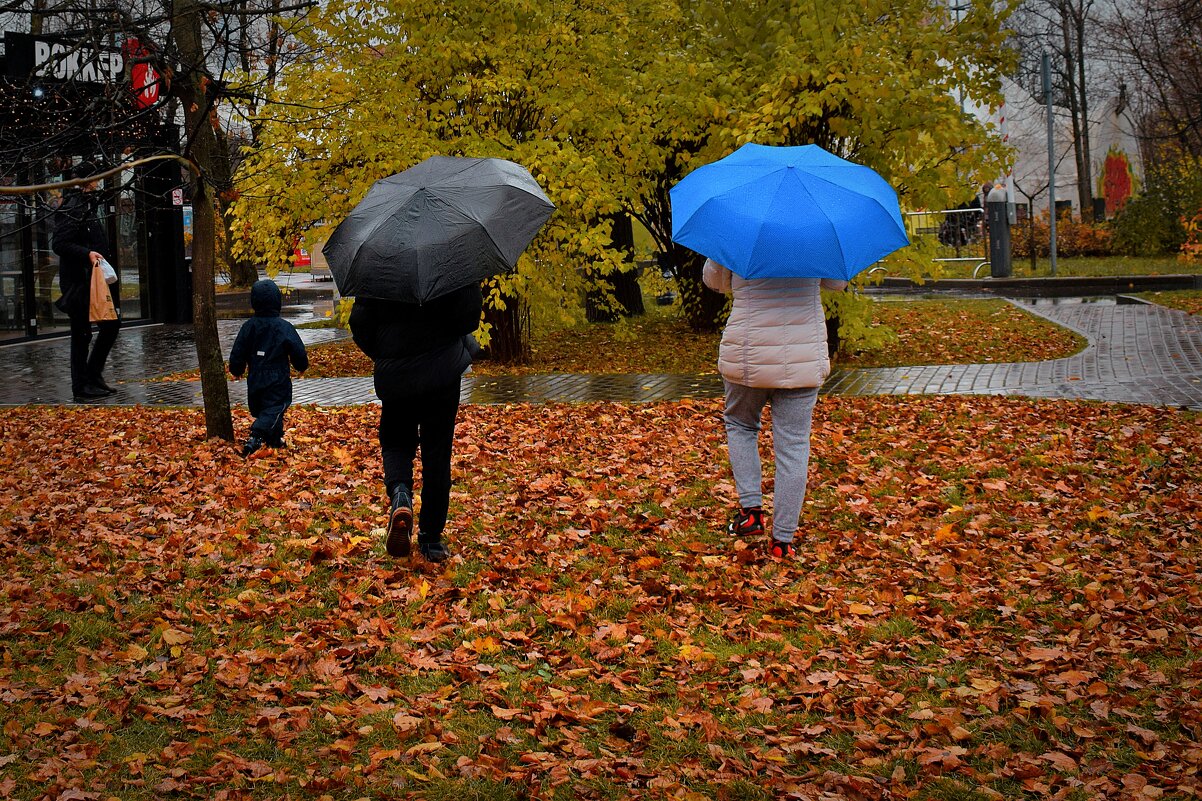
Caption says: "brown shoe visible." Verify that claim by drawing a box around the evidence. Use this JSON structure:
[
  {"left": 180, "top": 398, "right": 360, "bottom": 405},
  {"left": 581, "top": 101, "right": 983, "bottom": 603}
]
[{"left": 385, "top": 486, "right": 413, "bottom": 557}]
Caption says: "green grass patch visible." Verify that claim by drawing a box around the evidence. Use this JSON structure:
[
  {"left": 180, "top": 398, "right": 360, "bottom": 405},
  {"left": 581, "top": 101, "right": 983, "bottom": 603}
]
[{"left": 1136, "top": 288, "right": 1202, "bottom": 316}]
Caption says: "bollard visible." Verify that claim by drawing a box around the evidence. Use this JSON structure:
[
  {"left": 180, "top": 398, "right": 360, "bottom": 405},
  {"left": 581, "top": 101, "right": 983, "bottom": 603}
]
[{"left": 987, "top": 184, "right": 1012, "bottom": 278}]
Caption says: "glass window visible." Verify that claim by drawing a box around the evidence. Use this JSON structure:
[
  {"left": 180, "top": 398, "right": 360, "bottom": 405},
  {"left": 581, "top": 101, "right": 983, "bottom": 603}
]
[
  {"left": 33, "top": 166, "right": 69, "bottom": 337},
  {"left": 0, "top": 191, "right": 25, "bottom": 340},
  {"left": 114, "top": 184, "right": 146, "bottom": 319}
]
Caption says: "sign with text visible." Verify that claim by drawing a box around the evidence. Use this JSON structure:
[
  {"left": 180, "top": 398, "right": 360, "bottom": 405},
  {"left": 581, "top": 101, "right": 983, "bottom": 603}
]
[{"left": 4, "top": 32, "right": 123, "bottom": 82}]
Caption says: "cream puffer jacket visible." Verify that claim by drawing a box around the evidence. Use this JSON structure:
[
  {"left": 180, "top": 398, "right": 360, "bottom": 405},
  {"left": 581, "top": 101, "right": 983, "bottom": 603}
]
[{"left": 703, "top": 259, "right": 847, "bottom": 389}]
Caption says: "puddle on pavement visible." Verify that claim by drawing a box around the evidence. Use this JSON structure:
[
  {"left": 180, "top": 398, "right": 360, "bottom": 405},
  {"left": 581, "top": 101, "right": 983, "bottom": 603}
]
[
  {"left": 1016, "top": 295, "right": 1148, "bottom": 306},
  {"left": 217, "top": 300, "right": 335, "bottom": 321},
  {"left": 864, "top": 293, "right": 1148, "bottom": 306}
]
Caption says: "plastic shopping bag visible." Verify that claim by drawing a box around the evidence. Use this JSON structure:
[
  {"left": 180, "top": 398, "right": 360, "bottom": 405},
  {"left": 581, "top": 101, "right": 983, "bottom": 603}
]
[{"left": 98, "top": 256, "right": 117, "bottom": 285}]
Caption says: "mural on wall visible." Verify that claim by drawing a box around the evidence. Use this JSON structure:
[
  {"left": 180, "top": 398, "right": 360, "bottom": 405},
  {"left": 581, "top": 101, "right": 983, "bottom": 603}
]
[{"left": 1100, "top": 146, "right": 1137, "bottom": 217}]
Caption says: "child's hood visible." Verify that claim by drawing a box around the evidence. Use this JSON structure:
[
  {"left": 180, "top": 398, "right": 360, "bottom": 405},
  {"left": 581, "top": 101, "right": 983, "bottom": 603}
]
[{"left": 251, "top": 280, "right": 282, "bottom": 317}]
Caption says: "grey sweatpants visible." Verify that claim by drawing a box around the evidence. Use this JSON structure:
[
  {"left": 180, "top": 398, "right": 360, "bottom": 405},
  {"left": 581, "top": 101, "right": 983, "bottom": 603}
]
[{"left": 723, "top": 381, "right": 820, "bottom": 543}]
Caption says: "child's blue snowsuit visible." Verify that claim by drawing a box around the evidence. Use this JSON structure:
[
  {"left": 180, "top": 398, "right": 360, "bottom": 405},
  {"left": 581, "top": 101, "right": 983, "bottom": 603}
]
[{"left": 229, "top": 280, "right": 309, "bottom": 446}]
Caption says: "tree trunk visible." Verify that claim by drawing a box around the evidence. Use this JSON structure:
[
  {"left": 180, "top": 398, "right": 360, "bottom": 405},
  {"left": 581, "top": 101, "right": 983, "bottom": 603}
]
[
  {"left": 482, "top": 288, "right": 530, "bottom": 364},
  {"left": 665, "top": 244, "right": 726, "bottom": 332},
  {"left": 1073, "top": 7, "right": 1094, "bottom": 219},
  {"left": 584, "top": 214, "right": 644, "bottom": 322},
  {"left": 173, "top": 0, "right": 234, "bottom": 441},
  {"left": 608, "top": 214, "right": 644, "bottom": 317},
  {"left": 611, "top": 266, "right": 644, "bottom": 316},
  {"left": 584, "top": 262, "right": 645, "bottom": 322},
  {"left": 1060, "top": 4, "right": 1093, "bottom": 221},
  {"left": 30, "top": 0, "right": 46, "bottom": 34},
  {"left": 1029, "top": 200, "right": 1037, "bottom": 271},
  {"left": 211, "top": 121, "right": 259, "bottom": 288}
]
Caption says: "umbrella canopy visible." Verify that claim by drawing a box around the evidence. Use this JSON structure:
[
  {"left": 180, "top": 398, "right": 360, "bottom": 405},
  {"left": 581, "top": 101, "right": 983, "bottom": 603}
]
[
  {"left": 670, "top": 143, "right": 909, "bottom": 281},
  {"left": 323, "top": 156, "right": 555, "bottom": 303}
]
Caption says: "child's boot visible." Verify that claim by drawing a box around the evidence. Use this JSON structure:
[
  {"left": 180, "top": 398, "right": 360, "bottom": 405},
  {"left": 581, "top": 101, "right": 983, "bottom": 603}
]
[{"left": 241, "top": 435, "right": 264, "bottom": 457}]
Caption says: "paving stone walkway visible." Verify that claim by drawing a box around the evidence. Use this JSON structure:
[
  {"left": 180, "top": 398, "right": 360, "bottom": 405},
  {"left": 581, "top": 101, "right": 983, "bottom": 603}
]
[{"left": 1, "top": 297, "right": 1199, "bottom": 410}]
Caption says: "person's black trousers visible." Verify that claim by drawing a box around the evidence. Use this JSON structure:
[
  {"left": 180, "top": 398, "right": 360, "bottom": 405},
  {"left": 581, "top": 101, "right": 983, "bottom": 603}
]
[
  {"left": 247, "top": 384, "right": 292, "bottom": 446},
  {"left": 379, "top": 381, "right": 461, "bottom": 538},
  {"left": 69, "top": 312, "right": 120, "bottom": 394}
]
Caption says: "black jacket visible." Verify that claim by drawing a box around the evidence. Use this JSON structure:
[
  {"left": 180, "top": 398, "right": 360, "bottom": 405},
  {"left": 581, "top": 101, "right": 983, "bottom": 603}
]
[
  {"left": 52, "top": 189, "right": 115, "bottom": 316},
  {"left": 229, "top": 280, "right": 309, "bottom": 395},
  {"left": 349, "top": 283, "right": 483, "bottom": 401}
]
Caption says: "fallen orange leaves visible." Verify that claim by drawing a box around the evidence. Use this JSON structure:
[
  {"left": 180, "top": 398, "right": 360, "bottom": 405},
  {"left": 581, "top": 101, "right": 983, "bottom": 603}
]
[{"left": 0, "top": 396, "right": 1198, "bottom": 798}]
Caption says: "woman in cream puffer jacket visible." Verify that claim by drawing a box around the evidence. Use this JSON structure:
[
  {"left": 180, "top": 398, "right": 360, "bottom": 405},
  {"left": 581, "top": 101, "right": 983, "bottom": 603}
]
[{"left": 703, "top": 258, "right": 847, "bottom": 557}]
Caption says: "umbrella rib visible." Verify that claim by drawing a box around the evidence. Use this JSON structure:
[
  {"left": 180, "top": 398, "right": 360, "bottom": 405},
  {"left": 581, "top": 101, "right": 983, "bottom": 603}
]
[
  {"left": 353, "top": 158, "right": 488, "bottom": 255},
  {"left": 744, "top": 168, "right": 850, "bottom": 276},
  {"left": 329, "top": 157, "right": 555, "bottom": 301},
  {"left": 794, "top": 167, "right": 908, "bottom": 240},
  {"left": 799, "top": 176, "right": 849, "bottom": 271},
  {"left": 394, "top": 152, "right": 488, "bottom": 185}
]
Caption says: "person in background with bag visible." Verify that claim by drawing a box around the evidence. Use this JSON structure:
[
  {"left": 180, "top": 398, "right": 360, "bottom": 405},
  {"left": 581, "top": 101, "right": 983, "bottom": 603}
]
[
  {"left": 349, "top": 283, "right": 482, "bottom": 563},
  {"left": 53, "top": 161, "right": 121, "bottom": 402},
  {"left": 228, "top": 279, "right": 309, "bottom": 457}
]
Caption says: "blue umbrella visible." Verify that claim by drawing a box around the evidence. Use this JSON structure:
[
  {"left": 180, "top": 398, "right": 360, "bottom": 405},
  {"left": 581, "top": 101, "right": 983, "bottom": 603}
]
[{"left": 670, "top": 143, "right": 909, "bottom": 281}]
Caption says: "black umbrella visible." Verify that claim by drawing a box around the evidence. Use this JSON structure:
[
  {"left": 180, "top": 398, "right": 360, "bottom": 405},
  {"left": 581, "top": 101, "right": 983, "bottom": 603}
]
[{"left": 322, "top": 156, "right": 555, "bottom": 303}]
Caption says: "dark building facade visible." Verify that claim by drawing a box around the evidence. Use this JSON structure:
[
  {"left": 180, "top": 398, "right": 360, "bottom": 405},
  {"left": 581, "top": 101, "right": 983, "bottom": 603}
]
[{"left": 0, "top": 31, "right": 190, "bottom": 343}]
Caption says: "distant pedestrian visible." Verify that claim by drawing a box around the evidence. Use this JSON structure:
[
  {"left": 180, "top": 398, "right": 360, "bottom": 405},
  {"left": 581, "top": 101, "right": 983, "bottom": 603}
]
[
  {"left": 349, "top": 283, "right": 482, "bottom": 563},
  {"left": 703, "top": 258, "right": 846, "bottom": 558},
  {"left": 53, "top": 161, "right": 120, "bottom": 402},
  {"left": 228, "top": 279, "right": 309, "bottom": 456}
]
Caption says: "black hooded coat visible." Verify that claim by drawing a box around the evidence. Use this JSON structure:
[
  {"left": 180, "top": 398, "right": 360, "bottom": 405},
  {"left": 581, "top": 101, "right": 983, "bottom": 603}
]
[
  {"left": 229, "top": 280, "right": 309, "bottom": 401},
  {"left": 348, "top": 282, "right": 482, "bottom": 401}
]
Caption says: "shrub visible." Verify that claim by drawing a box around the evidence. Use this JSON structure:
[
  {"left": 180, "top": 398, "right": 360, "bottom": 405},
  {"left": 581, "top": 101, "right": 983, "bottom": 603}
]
[
  {"left": 1012, "top": 211, "right": 1113, "bottom": 258},
  {"left": 1110, "top": 159, "right": 1202, "bottom": 256},
  {"left": 1183, "top": 211, "right": 1202, "bottom": 264}
]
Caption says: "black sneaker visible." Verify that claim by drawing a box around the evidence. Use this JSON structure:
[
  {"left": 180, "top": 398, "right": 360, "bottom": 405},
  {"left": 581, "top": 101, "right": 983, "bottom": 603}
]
[
  {"left": 73, "top": 384, "right": 109, "bottom": 401},
  {"left": 768, "top": 539, "right": 796, "bottom": 559},
  {"left": 418, "top": 535, "right": 451, "bottom": 563},
  {"left": 240, "top": 436, "right": 264, "bottom": 458},
  {"left": 386, "top": 486, "right": 414, "bottom": 557},
  {"left": 91, "top": 376, "right": 116, "bottom": 393},
  {"left": 728, "top": 506, "right": 765, "bottom": 537}
]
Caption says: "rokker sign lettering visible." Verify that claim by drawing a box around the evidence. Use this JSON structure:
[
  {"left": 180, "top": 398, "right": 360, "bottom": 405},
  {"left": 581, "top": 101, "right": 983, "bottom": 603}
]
[
  {"left": 32, "top": 40, "right": 124, "bottom": 81},
  {"left": 3, "top": 32, "right": 123, "bottom": 83}
]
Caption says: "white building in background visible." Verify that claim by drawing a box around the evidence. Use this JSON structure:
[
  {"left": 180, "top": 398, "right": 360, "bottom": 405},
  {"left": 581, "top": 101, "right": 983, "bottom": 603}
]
[{"left": 983, "top": 75, "right": 1144, "bottom": 219}]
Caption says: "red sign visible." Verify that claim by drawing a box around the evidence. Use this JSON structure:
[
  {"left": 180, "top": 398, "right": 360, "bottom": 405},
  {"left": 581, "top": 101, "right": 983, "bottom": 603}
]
[
  {"left": 123, "top": 37, "right": 160, "bottom": 109},
  {"left": 131, "top": 61, "right": 160, "bottom": 108}
]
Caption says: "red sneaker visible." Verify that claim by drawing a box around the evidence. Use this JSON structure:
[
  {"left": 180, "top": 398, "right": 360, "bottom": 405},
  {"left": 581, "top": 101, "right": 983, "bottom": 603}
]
[
  {"left": 728, "top": 506, "right": 765, "bottom": 537},
  {"left": 768, "top": 539, "right": 796, "bottom": 559}
]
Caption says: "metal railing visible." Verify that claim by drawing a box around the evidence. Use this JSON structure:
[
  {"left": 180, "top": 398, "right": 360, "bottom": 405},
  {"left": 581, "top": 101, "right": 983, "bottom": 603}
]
[{"left": 904, "top": 208, "right": 989, "bottom": 268}]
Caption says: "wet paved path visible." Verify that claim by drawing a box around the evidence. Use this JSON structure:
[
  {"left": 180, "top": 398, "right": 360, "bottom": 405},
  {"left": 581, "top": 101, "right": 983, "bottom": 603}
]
[{"left": 1, "top": 298, "right": 1199, "bottom": 410}]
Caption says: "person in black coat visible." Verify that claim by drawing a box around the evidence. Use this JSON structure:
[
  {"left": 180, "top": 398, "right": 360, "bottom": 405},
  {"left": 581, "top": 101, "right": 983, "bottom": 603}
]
[
  {"left": 229, "top": 279, "right": 309, "bottom": 456},
  {"left": 349, "top": 282, "right": 483, "bottom": 563},
  {"left": 53, "top": 161, "right": 121, "bottom": 401}
]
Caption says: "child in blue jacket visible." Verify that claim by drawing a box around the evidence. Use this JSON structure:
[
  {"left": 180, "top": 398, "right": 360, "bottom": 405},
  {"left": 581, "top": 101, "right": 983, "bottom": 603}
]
[{"left": 229, "top": 279, "right": 309, "bottom": 456}]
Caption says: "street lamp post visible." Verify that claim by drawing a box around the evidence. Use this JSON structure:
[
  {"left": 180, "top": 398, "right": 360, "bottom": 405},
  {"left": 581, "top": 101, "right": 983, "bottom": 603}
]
[
  {"left": 949, "top": 1, "right": 971, "bottom": 114},
  {"left": 1042, "top": 51, "right": 1058, "bottom": 276}
]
